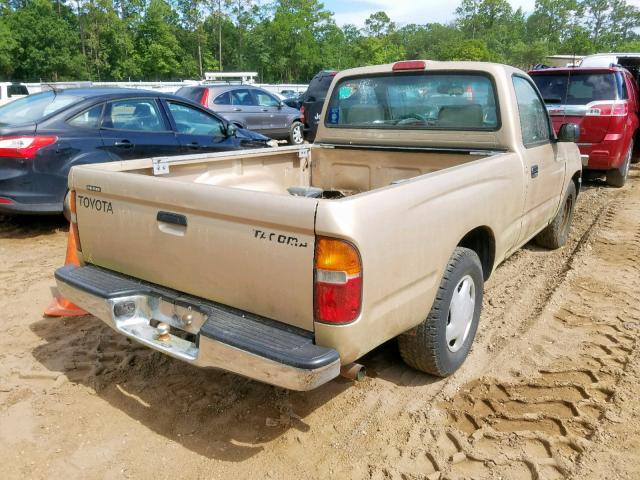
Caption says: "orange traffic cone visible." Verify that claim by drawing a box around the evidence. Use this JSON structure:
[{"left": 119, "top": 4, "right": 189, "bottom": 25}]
[{"left": 44, "top": 223, "right": 88, "bottom": 317}]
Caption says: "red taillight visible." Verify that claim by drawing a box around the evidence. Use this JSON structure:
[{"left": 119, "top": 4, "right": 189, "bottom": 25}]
[
  {"left": 300, "top": 105, "right": 306, "bottom": 123},
  {"left": 200, "top": 88, "right": 210, "bottom": 107},
  {"left": 392, "top": 60, "right": 426, "bottom": 71},
  {"left": 0, "top": 136, "right": 58, "bottom": 159},
  {"left": 586, "top": 101, "right": 628, "bottom": 117},
  {"left": 0, "top": 197, "right": 13, "bottom": 204},
  {"left": 314, "top": 237, "right": 362, "bottom": 324}
]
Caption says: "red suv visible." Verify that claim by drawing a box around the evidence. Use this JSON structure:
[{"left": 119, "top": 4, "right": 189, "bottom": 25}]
[{"left": 530, "top": 66, "right": 639, "bottom": 187}]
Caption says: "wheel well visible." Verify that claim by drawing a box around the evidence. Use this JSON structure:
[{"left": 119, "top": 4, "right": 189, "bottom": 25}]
[
  {"left": 458, "top": 226, "right": 495, "bottom": 281},
  {"left": 572, "top": 170, "right": 581, "bottom": 196}
]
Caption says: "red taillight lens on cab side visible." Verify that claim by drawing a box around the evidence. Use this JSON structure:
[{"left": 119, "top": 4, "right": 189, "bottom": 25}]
[
  {"left": 314, "top": 237, "right": 362, "bottom": 324},
  {"left": 0, "top": 136, "right": 58, "bottom": 159}
]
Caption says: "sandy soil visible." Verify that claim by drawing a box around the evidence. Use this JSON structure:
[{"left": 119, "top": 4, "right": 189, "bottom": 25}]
[{"left": 1, "top": 167, "right": 639, "bottom": 480}]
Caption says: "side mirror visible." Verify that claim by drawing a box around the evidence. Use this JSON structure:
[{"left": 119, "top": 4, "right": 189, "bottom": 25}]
[
  {"left": 278, "top": 101, "right": 284, "bottom": 110},
  {"left": 557, "top": 123, "right": 580, "bottom": 143},
  {"left": 225, "top": 123, "right": 237, "bottom": 137}
]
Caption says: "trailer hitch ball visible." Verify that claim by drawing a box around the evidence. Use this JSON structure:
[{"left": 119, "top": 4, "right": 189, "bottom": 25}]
[{"left": 156, "top": 322, "right": 171, "bottom": 342}]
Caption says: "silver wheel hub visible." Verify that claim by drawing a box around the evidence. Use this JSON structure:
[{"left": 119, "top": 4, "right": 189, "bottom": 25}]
[
  {"left": 446, "top": 275, "right": 476, "bottom": 353},
  {"left": 292, "top": 126, "right": 303, "bottom": 144}
]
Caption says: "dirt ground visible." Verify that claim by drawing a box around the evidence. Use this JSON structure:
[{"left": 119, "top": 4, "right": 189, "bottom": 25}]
[{"left": 1, "top": 167, "right": 639, "bottom": 480}]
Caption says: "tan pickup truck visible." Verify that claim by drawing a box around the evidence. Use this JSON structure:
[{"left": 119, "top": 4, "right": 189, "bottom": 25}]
[{"left": 55, "top": 61, "right": 582, "bottom": 390}]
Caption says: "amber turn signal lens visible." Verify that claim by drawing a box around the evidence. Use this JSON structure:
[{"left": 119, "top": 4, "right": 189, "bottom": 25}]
[
  {"left": 70, "top": 190, "right": 77, "bottom": 215},
  {"left": 315, "top": 237, "right": 361, "bottom": 275}
]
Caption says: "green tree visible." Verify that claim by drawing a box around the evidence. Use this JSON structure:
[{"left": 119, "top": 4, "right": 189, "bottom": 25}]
[
  {"left": 8, "top": 0, "right": 87, "bottom": 81},
  {"left": 0, "top": 12, "right": 17, "bottom": 77},
  {"left": 136, "top": 0, "right": 183, "bottom": 79}
]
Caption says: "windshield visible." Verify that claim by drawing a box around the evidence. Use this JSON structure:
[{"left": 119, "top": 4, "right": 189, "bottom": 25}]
[
  {"left": 0, "top": 91, "right": 83, "bottom": 125},
  {"left": 325, "top": 73, "right": 499, "bottom": 130},
  {"left": 531, "top": 72, "right": 619, "bottom": 105}
]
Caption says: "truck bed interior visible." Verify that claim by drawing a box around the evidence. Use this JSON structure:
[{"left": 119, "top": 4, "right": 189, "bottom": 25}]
[{"left": 126, "top": 147, "right": 488, "bottom": 198}]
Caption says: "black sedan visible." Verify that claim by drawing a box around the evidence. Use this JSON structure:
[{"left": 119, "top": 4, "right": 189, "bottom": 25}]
[{"left": 0, "top": 88, "right": 271, "bottom": 217}]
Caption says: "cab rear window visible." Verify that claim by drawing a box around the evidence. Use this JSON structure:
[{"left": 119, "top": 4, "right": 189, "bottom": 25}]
[
  {"left": 531, "top": 73, "right": 621, "bottom": 105},
  {"left": 325, "top": 73, "right": 499, "bottom": 131}
]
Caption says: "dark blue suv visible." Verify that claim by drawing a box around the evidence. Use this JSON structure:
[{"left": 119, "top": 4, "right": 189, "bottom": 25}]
[{"left": 0, "top": 88, "right": 270, "bottom": 217}]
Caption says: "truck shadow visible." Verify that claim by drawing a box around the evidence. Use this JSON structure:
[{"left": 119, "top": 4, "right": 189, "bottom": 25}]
[
  {"left": 30, "top": 314, "right": 354, "bottom": 462},
  {"left": 0, "top": 214, "right": 67, "bottom": 239}
]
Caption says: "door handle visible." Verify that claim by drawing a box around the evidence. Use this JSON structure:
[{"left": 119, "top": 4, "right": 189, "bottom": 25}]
[
  {"left": 187, "top": 142, "right": 200, "bottom": 150},
  {"left": 157, "top": 211, "right": 187, "bottom": 226},
  {"left": 157, "top": 211, "right": 187, "bottom": 236},
  {"left": 114, "top": 140, "right": 133, "bottom": 149},
  {"left": 531, "top": 165, "right": 539, "bottom": 178},
  {"left": 261, "top": 108, "right": 269, "bottom": 112},
  {"left": 233, "top": 108, "right": 242, "bottom": 112}
]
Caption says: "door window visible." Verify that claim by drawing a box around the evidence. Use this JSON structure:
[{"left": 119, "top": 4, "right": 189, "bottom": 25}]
[
  {"left": 68, "top": 104, "right": 104, "bottom": 128},
  {"left": 253, "top": 91, "right": 280, "bottom": 107},
  {"left": 213, "top": 92, "right": 231, "bottom": 105},
  {"left": 512, "top": 76, "right": 551, "bottom": 147},
  {"left": 104, "top": 99, "right": 166, "bottom": 132},
  {"left": 230, "top": 89, "right": 255, "bottom": 106},
  {"left": 167, "top": 102, "right": 225, "bottom": 137}
]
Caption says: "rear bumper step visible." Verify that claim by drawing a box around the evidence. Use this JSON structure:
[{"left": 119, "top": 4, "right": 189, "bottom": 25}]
[{"left": 54, "top": 265, "right": 340, "bottom": 390}]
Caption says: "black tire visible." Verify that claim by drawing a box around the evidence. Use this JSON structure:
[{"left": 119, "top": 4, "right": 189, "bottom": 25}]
[
  {"left": 289, "top": 121, "right": 304, "bottom": 145},
  {"left": 398, "top": 247, "right": 483, "bottom": 377},
  {"left": 535, "top": 181, "right": 576, "bottom": 249},
  {"left": 606, "top": 141, "right": 632, "bottom": 187}
]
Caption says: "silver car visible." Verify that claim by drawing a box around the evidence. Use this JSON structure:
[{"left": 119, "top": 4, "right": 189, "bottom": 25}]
[{"left": 175, "top": 85, "right": 305, "bottom": 145}]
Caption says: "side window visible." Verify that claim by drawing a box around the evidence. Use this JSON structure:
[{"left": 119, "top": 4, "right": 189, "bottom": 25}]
[
  {"left": 68, "top": 104, "right": 104, "bottom": 129},
  {"left": 104, "top": 98, "right": 166, "bottom": 132},
  {"left": 230, "top": 89, "right": 255, "bottom": 106},
  {"left": 8, "top": 85, "right": 28, "bottom": 97},
  {"left": 513, "top": 76, "right": 551, "bottom": 147},
  {"left": 253, "top": 90, "right": 280, "bottom": 107},
  {"left": 167, "top": 101, "right": 225, "bottom": 137},
  {"left": 617, "top": 72, "right": 629, "bottom": 100},
  {"left": 214, "top": 92, "right": 231, "bottom": 105}
]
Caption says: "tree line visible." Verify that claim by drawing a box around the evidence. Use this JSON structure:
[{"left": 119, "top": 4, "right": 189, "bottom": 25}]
[{"left": 0, "top": 0, "right": 639, "bottom": 83}]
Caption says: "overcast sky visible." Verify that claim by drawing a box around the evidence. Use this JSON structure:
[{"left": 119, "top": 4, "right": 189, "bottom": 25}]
[{"left": 323, "top": 0, "right": 640, "bottom": 27}]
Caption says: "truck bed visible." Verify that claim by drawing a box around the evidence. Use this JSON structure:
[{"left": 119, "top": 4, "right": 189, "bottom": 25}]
[{"left": 69, "top": 145, "right": 492, "bottom": 334}]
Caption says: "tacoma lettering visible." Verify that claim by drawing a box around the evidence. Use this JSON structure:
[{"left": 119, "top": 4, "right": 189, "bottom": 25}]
[{"left": 253, "top": 229, "right": 307, "bottom": 248}]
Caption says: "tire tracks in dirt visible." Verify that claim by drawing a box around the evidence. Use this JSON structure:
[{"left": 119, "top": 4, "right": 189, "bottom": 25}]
[{"left": 367, "top": 174, "right": 640, "bottom": 479}]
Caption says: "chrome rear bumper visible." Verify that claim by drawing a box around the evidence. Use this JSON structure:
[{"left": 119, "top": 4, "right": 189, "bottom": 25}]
[{"left": 55, "top": 265, "right": 340, "bottom": 391}]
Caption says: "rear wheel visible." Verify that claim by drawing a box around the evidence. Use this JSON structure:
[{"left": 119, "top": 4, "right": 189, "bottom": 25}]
[
  {"left": 289, "top": 121, "right": 304, "bottom": 145},
  {"left": 535, "top": 181, "right": 576, "bottom": 249},
  {"left": 398, "top": 247, "right": 483, "bottom": 377},
  {"left": 606, "top": 141, "right": 632, "bottom": 187}
]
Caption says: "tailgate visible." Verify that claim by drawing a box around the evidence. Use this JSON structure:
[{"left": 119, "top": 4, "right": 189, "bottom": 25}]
[
  {"left": 71, "top": 167, "right": 318, "bottom": 331},
  {"left": 548, "top": 105, "right": 612, "bottom": 143}
]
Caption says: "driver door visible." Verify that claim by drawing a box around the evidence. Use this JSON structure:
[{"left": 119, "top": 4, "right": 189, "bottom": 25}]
[
  {"left": 163, "top": 100, "right": 239, "bottom": 154},
  {"left": 512, "top": 76, "right": 566, "bottom": 246}
]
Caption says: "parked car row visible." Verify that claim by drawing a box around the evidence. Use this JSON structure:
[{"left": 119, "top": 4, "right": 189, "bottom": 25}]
[{"left": 2, "top": 53, "right": 639, "bottom": 219}]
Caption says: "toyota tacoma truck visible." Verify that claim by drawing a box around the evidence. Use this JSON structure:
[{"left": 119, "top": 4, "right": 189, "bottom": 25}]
[{"left": 54, "top": 61, "right": 582, "bottom": 390}]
